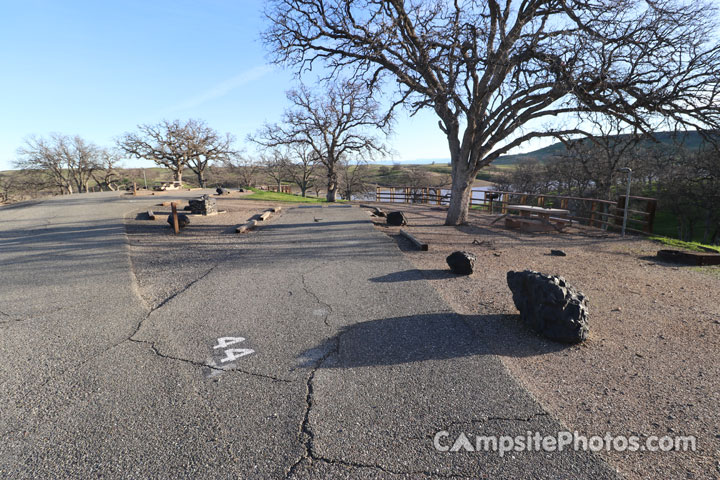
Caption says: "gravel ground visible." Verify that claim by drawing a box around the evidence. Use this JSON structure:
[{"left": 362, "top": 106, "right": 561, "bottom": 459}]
[
  {"left": 368, "top": 203, "right": 720, "bottom": 480},
  {"left": 124, "top": 197, "right": 282, "bottom": 309}
]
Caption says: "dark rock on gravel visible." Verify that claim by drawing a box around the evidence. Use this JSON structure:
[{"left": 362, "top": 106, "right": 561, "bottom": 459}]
[
  {"left": 550, "top": 250, "right": 567, "bottom": 257},
  {"left": 167, "top": 213, "right": 190, "bottom": 229},
  {"left": 506, "top": 270, "right": 589, "bottom": 343},
  {"left": 386, "top": 211, "right": 407, "bottom": 226},
  {"left": 446, "top": 251, "right": 476, "bottom": 275}
]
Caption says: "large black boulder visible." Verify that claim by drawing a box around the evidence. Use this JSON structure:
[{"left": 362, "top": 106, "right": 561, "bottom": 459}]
[
  {"left": 386, "top": 211, "right": 407, "bottom": 226},
  {"left": 216, "top": 187, "right": 231, "bottom": 195},
  {"left": 506, "top": 270, "right": 589, "bottom": 343},
  {"left": 167, "top": 213, "right": 190, "bottom": 229},
  {"left": 446, "top": 251, "right": 476, "bottom": 275}
]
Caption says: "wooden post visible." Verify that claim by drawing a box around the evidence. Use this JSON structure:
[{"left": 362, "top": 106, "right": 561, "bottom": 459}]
[
  {"left": 615, "top": 196, "right": 626, "bottom": 227},
  {"left": 537, "top": 196, "right": 545, "bottom": 207},
  {"left": 376, "top": 186, "right": 380, "bottom": 202},
  {"left": 391, "top": 187, "right": 395, "bottom": 203},
  {"left": 171, "top": 202, "right": 179, "bottom": 234},
  {"left": 133, "top": 182, "right": 137, "bottom": 196},
  {"left": 520, "top": 195, "right": 527, "bottom": 205},
  {"left": 560, "top": 198, "right": 569, "bottom": 209},
  {"left": 590, "top": 201, "right": 598, "bottom": 227},
  {"left": 644, "top": 199, "right": 657, "bottom": 233}
]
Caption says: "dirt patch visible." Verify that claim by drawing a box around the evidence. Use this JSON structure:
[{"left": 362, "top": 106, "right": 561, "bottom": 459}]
[
  {"left": 368, "top": 203, "right": 720, "bottom": 480},
  {"left": 124, "top": 198, "right": 280, "bottom": 309}
]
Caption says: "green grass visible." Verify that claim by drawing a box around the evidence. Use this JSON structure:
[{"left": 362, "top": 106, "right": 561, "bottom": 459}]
[
  {"left": 648, "top": 235, "right": 720, "bottom": 253},
  {"left": 243, "top": 188, "right": 333, "bottom": 203}
]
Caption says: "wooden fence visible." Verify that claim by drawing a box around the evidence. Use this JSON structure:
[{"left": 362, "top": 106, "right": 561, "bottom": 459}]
[
  {"left": 374, "top": 186, "right": 657, "bottom": 234},
  {"left": 261, "top": 185, "right": 292, "bottom": 194}
]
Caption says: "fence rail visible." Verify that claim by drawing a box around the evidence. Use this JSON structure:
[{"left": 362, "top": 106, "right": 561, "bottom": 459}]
[
  {"left": 374, "top": 186, "right": 657, "bottom": 234},
  {"left": 260, "top": 185, "right": 292, "bottom": 194}
]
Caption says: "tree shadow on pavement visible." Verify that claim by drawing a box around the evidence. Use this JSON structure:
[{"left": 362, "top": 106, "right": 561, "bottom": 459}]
[
  {"left": 297, "top": 311, "right": 570, "bottom": 369},
  {"left": 369, "top": 269, "right": 457, "bottom": 282}
]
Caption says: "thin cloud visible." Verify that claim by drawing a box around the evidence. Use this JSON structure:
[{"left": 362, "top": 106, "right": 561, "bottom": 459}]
[{"left": 168, "top": 64, "right": 275, "bottom": 112}]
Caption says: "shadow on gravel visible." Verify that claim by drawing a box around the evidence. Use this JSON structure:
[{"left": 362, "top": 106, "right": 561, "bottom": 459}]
[
  {"left": 369, "top": 269, "right": 456, "bottom": 282},
  {"left": 299, "top": 312, "right": 569, "bottom": 369}
]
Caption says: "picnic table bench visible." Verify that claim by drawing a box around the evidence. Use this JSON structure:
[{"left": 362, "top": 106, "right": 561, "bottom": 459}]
[{"left": 491, "top": 205, "right": 571, "bottom": 232}]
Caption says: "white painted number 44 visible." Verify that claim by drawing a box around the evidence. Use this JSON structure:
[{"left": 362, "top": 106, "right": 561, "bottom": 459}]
[{"left": 213, "top": 337, "right": 254, "bottom": 363}]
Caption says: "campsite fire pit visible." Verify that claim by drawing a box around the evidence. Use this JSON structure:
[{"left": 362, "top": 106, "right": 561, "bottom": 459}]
[{"left": 656, "top": 249, "right": 720, "bottom": 266}]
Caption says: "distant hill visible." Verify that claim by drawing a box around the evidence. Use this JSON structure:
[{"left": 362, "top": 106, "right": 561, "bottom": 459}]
[{"left": 493, "top": 130, "right": 710, "bottom": 165}]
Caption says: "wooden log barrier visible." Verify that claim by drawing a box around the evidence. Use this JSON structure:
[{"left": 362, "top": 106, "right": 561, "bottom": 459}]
[
  {"left": 236, "top": 220, "right": 258, "bottom": 233},
  {"left": 400, "top": 229, "right": 428, "bottom": 251}
]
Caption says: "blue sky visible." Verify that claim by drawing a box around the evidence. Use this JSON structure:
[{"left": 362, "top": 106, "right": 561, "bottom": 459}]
[{"left": 0, "top": 0, "right": 550, "bottom": 171}]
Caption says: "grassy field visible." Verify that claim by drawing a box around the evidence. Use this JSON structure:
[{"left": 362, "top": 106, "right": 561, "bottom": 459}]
[{"left": 243, "top": 188, "right": 332, "bottom": 203}]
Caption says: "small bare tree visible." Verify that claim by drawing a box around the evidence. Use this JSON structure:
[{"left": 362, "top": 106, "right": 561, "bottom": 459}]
[
  {"left": 285, "top": 144, "right": 319, "bottom": 197},
  {"left": 555, "top": 117, "right": 642, "bottom": 199},
  {"left": 261, "top": 150, "right": 289, "bottom": 192},
  {"left": 264, "top": 0, "right": 720, "bottom": 224},
  {"left": 250, "top": 80, "right": 390, "bottom": 201},
  {"left": 90, "top": 150, "right": 122, "bottom": 191},
  {"left": 118, "top": 119, "right": 235, "bottom": 186},
  {"left": 338, "top": 157, "right": 371, "bottom": 201},
  {"left": 223, "top": 155, "right": 259, "bottom": 188}
]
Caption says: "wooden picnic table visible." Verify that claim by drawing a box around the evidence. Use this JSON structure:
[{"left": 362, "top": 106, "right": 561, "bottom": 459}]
[{"left": 491, "top": 205, "right": 571, "bottom": 232}]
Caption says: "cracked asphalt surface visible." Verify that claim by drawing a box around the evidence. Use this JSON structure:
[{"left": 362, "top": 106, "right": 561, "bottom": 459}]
[{"left": 0, "top": 192, "right": 619, "bottom": 479}]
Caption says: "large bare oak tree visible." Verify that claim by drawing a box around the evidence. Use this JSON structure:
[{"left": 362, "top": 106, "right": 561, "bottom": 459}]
[
  {"left": 250, "top": 81, "right": 389, "bottom": 201},
  {"left": 263, "top": 0, "right": 720, "bottom": 224},
  {"left": 118, "top": 119, "right": 235, "bottom": 187}
]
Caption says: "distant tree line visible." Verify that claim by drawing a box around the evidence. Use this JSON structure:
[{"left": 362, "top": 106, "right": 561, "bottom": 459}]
[{"left": 5, "top": 105, "right": 388, "bottom": 204}]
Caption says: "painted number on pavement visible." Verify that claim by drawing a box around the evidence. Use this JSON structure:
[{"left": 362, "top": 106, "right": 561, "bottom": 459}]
[{"left": 213, "top": 336, "right": 255, "bottom": 363}]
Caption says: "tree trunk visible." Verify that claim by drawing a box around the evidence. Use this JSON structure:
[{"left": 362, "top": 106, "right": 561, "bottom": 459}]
[
  {"left": 173, "top": 169, "right": 183, "bottom": 184},
  {"left": 326, "top": 184, "right": 337, "bottom": 202},
  {"left": 326, "top": 165, "right": 337, "bottom": 202},
  {"left": 196, "top": 171, "right": 206, "bottom": 188},
  {"left": 445, "top": 177, "right": 474, "bottom": 225},
  {"left": 703, "top": 209, "right": 712, "bottom": 244}
]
